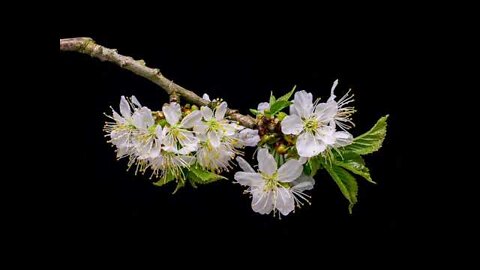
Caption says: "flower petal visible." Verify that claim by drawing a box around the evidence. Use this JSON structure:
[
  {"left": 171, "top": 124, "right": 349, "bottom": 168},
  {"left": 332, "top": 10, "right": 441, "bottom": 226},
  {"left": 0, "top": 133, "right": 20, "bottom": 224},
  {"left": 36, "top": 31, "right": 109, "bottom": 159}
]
[
  {"left": 155, "top": 125, "right": 164, "bottom": 141},
  {"left": 296, "top": 132, "right": 325, "bottom": 157},
  {"left": 234, "top": 172, "right": 263, "bottom": 186},
  {"left": 334, "top": 131, "right": 353, "bottom": 147},
  {"left": 215, "top": 102, "right": 228, "bottom": 120},
  {"left": 316, "top": 126, "right": 336, "bottom": 145},
  {"left": 257, "top": 102, "right": 270, "bottom": 112},
  {"left": 208, "top": 131, "right": 221, "bottom": 147},
  {"left": 275, "top": 187, "right": 295, "bottom": 216},
  {"left": 277, "top": 159, "right": 303, "bottom": 182},
  {"left": 257, "top": 148, "right": 277, "bottom": 175},
  {"left": 292, "top": 174, "right": 315, "bottom": 192},
  {"left": 112, "top": 109, "right": 124, "bottom": 123},
  {"left": 180, "top": 110, "right": 202, "bottom": 128},
  {"left": 314, "top": 101, "right": 338, "bottom": 123},
  {"left": 132, "top": 107, "right": 153, "bottom": 130},
  {"left": 293, "top": 90, "right": 313, "bottom": 118},
  {"left": 238, "top": 128, "right": 260, "bottom": 147},
  {"left": 328, "top": 79, "right": 339, "bottom": 102},
  {"left": 281, "top": 115, "right": 304, "bottom": 135},
  {"left": 163, "top": 102, "right": 181, "bottom": 125},
  {"left": 131, "top": 95, "right": 142, "bottom": 108},
  {"left": 178, "top": 130, "right": 198, "bottom": 148},
  {"left": 236, "top": 156, "right": 255, "bottom": 173},
  {"left": 251, "top": 188, "right": 273, "bottom": 214},
  {"left": 120, "top": 96, "right": 131, "bottom": 118},
  {"left": 194, "top": 122, "right": 208, "bottom": 135},
  {"left": 201, "top": 106, "right": 213, "bottom": 121},
  {"left": 202, "top": 93, "right": 211, "bottom": 101}
]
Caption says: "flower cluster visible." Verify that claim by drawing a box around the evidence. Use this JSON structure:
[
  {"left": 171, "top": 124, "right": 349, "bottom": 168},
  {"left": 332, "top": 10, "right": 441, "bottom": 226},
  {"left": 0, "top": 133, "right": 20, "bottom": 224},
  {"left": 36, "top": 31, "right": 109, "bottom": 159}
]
[
  {"left": 105, "top": 95, "right": 260, "bottom": 185},
  {"left": 105, "top": 80, "right": 387, "bottom": 218},
  {"left": 233, "top": 79, "right": 356, "bottom": 216}
]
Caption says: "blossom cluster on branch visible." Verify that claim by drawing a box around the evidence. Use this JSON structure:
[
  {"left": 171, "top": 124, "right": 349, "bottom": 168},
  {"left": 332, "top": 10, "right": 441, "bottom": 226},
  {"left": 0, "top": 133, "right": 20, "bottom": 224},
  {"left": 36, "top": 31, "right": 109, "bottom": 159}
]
[
  {"left": 60, "top": 37, "right": 387, "bottom": 218},
  {"left": 105, "top": 81, "right": 388, "bottom": 217}
]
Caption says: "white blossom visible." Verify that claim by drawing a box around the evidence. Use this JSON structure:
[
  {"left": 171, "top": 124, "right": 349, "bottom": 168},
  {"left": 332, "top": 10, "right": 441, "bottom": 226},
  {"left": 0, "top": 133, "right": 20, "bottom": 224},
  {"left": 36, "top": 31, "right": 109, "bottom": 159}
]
[
  {"left": 194, "top": 102, "right": 237, "bottom": 147},
  {"left": 162, "top": 102, "right": 201, "bottom": 153},
  {"left": 281, "top": 81, "right": 354, "bottom": 157},
  {"left": 234, "top": 148, "right": 311, "bottom": 216}
]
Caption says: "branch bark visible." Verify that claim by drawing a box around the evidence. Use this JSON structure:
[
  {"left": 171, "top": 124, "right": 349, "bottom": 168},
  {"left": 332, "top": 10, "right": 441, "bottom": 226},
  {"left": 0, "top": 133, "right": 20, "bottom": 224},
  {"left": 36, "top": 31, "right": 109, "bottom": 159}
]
[{"left": 60, "top": 37, "right": 256, "bottom": 128}]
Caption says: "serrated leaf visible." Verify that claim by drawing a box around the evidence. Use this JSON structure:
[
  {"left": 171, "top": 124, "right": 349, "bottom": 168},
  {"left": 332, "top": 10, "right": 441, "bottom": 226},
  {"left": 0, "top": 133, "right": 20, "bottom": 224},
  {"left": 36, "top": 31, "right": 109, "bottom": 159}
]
[
  {"left": 334, "top": 152, "right": 375, "bottom": 184},
  {"left": 343, "top": 115, "right": 389, "bottom": 155},
  {"left": 249, "top": 109, "right": 261, "bottom": 115},
  {"left": 269, "top": 91, "right": 276, "bottom": 105},
  {"left": 269, "top": 100, "right": 292, "bottom": 115},
  {"left": 188, "top": 166, "right": 227, "bottom": 185},
  {"left": 325, "top": 164, "right": 358, "bottom": 214},
  {"left": 153, "top": 172, "right": 175, "bottom": 187},
  {"left": 277, "top": 85, "right": 297, "bottom": 102}
]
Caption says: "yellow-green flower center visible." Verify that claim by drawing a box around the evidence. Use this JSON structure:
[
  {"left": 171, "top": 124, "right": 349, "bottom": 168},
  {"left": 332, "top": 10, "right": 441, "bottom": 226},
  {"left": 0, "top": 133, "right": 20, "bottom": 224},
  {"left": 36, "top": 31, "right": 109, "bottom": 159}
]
[{"left": 304, "top": 117, "right": 319, "bottom": 132}]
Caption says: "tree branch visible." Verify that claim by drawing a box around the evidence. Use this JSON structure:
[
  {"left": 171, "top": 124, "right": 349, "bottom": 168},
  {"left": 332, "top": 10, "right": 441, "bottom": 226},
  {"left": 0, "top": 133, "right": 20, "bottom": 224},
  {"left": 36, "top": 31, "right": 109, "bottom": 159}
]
[{"left": 60, "top": 37, "right": 256, "bottom": 128}]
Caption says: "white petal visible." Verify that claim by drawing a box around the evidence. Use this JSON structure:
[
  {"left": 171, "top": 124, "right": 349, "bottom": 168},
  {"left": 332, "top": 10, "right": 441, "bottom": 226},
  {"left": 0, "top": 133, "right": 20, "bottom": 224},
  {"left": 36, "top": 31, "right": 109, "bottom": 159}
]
[
  {"left": 180, "top": 110, "right": 202, "bottom": 128},
  {"left": 202, "top": 93, "right": 211, "bottom": 101},
  {"left": 298, "top": 157, "right": 308, "bottom": 164},
  {"left": 178, "top": 130, "right": 198, "bottom": 148},
  {"left": 314, "top": 101, "right": 338, "bottom": 123},
  {"left": 281, "top": 115, "right": 304, "bottom": 135},
  {"left": 328, "top": 79, "right": 339, "bottom": 101},
  {"left": 334, "top": 131, "right": 353, "bottom": 147},
  {"left": 208, "top": 131, "right": 221, "bottom": 147},
  {"left": 289, "top": 104, "right": 299, "bottom": 116},
  {"left": 155, "top": 125, "right": 164, "bottom": 141},
  {"left": 257, "top": 148, "right": 277, "bottom": 176},
  {"left": 238, "top": 129, "right": 260, "bottom": 147},
  {"left": 215, "top": 102, "right": 228, "bottom": 120},
  {"left": 275, "top": 187, "right": 295, "bottom": 216},
  {"left": 193, "top": 122, "right": 208, "bottom": 135},
  {"left": 257, "top": 102, "right": 270, "bottom": 112},
  {"left": 251, "top": 188, "right": 274, "bottom": 214},
  {"left": 112, "top": 109, "right": 124, "bottom": 123},
  {"left": 236, "top": 157, "right": 255, "bottom": 173},
  {"left": 132, "top": 107, "right": 153, "bottom": 130},
  {"left": 316, "top": 126, "right": 336, "bottom": 145},
  {"left": 201, "top": 106, "right": 213, "bottom": 121},
  {"left": 223, "top": 124, "right": 237, "bottom": 136},
  {"left": 296, "top": 132, "right": 325, "bottom": 157},
  {"left": 292, "top": 175, "right": 315, "bottom": 192},
  {"left": 293, "top": 90, "right": 313, "bottom": 118},
  {"left": 131, "top": 95, "right": 142, "bottom": 108},
  {"left": 277, "top": 159, "right": 303, "bottom": 182},
  {"left": 120, "top": 96, "right": 131, "bottom": 118},
  {"left": 163, "top": 102, "right": 181, "bottom": 125},
  {"left": 234, "top": 172, "right": 263, "bottom": 186}
]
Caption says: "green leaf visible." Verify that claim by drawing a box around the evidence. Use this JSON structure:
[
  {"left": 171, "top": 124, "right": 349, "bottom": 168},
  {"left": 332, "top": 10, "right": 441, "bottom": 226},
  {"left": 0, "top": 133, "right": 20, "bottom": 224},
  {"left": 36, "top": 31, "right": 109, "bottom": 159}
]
[
  {"left": 187, "top": 166, "right": 227, "bottom": 185},
  {"left": 173, "top": 179, "right": 185, "bottom": 194},
  {"left": 269, "top": 100, "right": 292, "bottom": 115},
  {"left": 308, "top": 157, "right": 322, "bottom": 176},
  {"left": 153, "top": 172, "right": 175, "bottom": 187},
  {"left": 325, "top": 164, "right": 358, "bottom": 214},
  {"left": 269, "top": 91, "right": 276, "bottom": 105},
  {"left": 277, "top": 85, "right": 297, "bottom": 102},
  {"left": 334, "top": 152, "right": 375, "bottom": 184},
  {"left": 304, "top": 156, "right": 322, "bottom": 176},
  {"left": 249, "top": 109, "right": 261, "bottom": 116},
  {"left": 343, "top": 115, "right": 389, "bottom": 155}
]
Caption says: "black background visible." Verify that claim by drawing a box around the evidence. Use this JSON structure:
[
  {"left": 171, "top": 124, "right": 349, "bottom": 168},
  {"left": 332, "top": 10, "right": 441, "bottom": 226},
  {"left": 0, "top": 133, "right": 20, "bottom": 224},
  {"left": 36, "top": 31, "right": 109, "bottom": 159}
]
[{"left": 58, "top": 14, "right": 426, "bottom": 252}]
